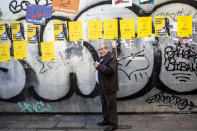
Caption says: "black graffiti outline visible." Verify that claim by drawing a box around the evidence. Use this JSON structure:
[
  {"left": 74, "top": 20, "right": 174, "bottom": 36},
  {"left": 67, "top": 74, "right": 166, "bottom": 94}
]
[
  {"left": 34, "top": 0, "right": 52, "bottom": 6},
  {"left": 74, "top": 1, "right": 155, "bottom": 100},
  {"left": 0, "top": 67, "right": 8, "bottom": 72},
  {"left": 5, "top": 1, "right": 154, "bottom": 101},
  {"left": 151, "top": 0, "right": 197, "bottom": 95},
  {"left": 0, "top": 59, "right": 31, "bottom": 103},
  {"left": 9, "top": 0, "right": 52, "bottom": 14},
  {"left": 172, "top": 73, "right": 191, "bottom": 82},
  {"left": 117, "top": 50, "right": 150, "bottom": 81},
  {"left": 2, "top": 0, "right": 197, "bottom": 102},
  {"left": 155, "top": 42, "right": 197, "bottom": 94},
  {"left": 21, "top": 0, "right": 197, "bottom": 100},
  {"left": 146, "top": 92, "right": 197, "bottom": 110},
  {"left": 39, "top": 16, "right": 99, "bottom": 100},
  {"left": 3, "top": 16, "right": 75, "bottom": 102},
  {"left": 151, "top": 0, "right": 197, "bottom": 16},
  {"left": 155, "top": 8, "right": 195, "bottom": 21},
  {"left": 9, "top": 0, "right": 30, "bottom": 14},
  {"left": 164, "top": 43, "right": 197, "bottom": 76}
]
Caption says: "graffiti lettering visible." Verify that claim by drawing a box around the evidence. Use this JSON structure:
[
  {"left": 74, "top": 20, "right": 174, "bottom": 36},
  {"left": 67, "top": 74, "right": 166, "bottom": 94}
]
[
  {"left": 164, "top": 43, "right": 197, "bottom": 75},
  {"left": 156, "top": 9, "right": 195, "bottom": 21},
  {"left": 118, "top": 50, "right": 150, "bottom": 81},
  {"left": 18, "top": 101, "right": 55, "bottom": 112},
  {"left": 9, "top": 0, "right": 30, "bottom": 14},
  {"left": 9, "top": 0, "right": 52, "bottom": 14},
  {"left": 38, "top": 58, "right": 60, "bottom": 74},
  {"left": 146, "top": 92, "right": 197, "bottom": 110},
  {"left": 0, "top": 0, "right": 195, "bottom": 110},
  {"left": 35, "top": 0, "right": 52, "bottom": 5}
]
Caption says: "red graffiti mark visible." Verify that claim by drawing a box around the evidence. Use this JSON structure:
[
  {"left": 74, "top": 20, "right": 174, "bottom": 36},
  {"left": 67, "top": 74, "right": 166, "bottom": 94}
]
[
  {"left": 32, "top": 14, "right": 45, "bottom": 19},
  {"left": 115, "top": 0, "right": 123, "bottom": 5},
  {"left": 59, "top": 1, "right": 71, "bottom": 7}
]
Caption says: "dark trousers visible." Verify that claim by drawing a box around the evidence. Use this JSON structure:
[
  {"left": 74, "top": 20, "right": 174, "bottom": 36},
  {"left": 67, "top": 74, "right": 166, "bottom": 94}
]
[{"left": 100, "top": 93, "right": 118, "bottom": 126}]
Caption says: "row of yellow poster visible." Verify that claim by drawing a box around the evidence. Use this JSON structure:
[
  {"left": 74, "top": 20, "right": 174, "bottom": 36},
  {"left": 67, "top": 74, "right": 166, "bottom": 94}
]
[
  {"left": 53, "top": 16, "right": 193, "bottom": 40},
  {"left": 0, "top": 16, "right": 193, "bottom": 43},
  {"left": 0, "top": 16, "right": 193, "bottom": 62},
  {"left": 0, "top": 42, "right": 55, "bottom": 62}
]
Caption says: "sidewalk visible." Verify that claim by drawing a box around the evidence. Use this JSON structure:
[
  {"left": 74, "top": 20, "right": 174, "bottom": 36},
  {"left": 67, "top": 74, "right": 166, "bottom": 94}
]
[{"left": 0, "top": 113, "right": 197, "bottom": 131}]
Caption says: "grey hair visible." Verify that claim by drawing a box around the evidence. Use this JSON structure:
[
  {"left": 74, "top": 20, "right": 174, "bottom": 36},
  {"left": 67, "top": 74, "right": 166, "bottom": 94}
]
[{"left": 99, "top": 42, "right": 108, "bottom": 49}]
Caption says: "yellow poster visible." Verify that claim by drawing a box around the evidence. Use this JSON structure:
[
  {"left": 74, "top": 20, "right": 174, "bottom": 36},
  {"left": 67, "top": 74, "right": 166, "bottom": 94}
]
[
  {"left": 155, "top": 16, "right": 170, "bottom": 37},
  {"left": 137, "top": 17, "right": 152, "bottom": 37},
  {"left": 0, "top": 22, "right": 9, "bottom": 42},
  {"left": 68, "top": 21, "right": 83, "bottom": 41},
  {"left": 27, "top": 24, "right": 40, "bottom": 44},
  {"left": 53, "top": 21, "right": 67, "bottom": 41},
  {"left": 104, "top": 19, "right": 118, "bottom": 39},
  {"left": 120, "top": 19, "right": 135, "bottom": 39},
  {"left": 41, "top": 42, "right": 55, "bottom": 61},
  {"left": 11, "top": 21, "right": 25, "bottom": 41},
  {"left": 13, "top": 41, "right": 26, "bottom": 60},
  {"left": 0, "top": 43, "right": 10, "bottom": 62},
  {"left": 88, "top": 20, "right": 102, "bottom": 40},
  {"left": 177, "top": 16, "right": 192, "bottom": 37}
]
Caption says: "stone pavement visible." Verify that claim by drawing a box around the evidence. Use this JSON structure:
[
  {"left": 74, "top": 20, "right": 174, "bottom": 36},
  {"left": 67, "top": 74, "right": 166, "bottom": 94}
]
[{"left": 0, "top": 113, "right": 197, "bottom": 131}]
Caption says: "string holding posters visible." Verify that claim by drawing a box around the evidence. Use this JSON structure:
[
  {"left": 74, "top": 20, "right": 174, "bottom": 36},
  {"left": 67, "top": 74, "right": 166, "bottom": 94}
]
[
  {"left": 0, "top": 22, "right": 10, "bottom": 42},
  {"left": 88, "top": 20, "right": 102, "bottom": 40},
  {"left": 0, "top": 43, "right": 10, "bottom": 62},
  {"left": 137, "top": 17, "right": 152, "bottom": 37},
  {"left": 52, "top": 0, "right": 80, "bottom": 14},
  {"left": 41, "top": 42, "right": 55, "bottom": 61},
  {"left": 120, "top": 19, "right": 135, "bottom": 39},
  {"left": 104, "top": 19, "right": 118, "bottom": 40},
  {"left": 27, "top": 24, "right": 40, "bottom": 44},
  {"left": 112, "top": 0, "right": 132, "bottom": 7},
  {"left": 13, "top": 41, "right": 26, "bottom": 60},
  {"left": 68, "top": 21, "right": 83, "bottom": 41},
  {"left": 53, "top": 21, "right": 68, "bottom": 41},
  {"left": 177, "top": 16, "right": 192, "bottom": 37}
]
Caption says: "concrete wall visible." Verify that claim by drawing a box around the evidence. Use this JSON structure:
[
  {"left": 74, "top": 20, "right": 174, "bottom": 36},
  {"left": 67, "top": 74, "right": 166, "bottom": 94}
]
[{"left": 0, "top": 0, "right": 197, "bottom": 113}]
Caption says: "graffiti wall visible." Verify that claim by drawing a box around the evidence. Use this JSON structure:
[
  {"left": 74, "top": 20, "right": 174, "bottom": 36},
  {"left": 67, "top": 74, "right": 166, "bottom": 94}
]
[{"left": 0, "top": 0, "right": 197, "bottom": 113}]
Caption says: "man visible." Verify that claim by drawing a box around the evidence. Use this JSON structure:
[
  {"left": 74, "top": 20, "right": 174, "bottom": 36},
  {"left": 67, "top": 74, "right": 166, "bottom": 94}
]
[{"left": 93, "top": 42, "right": 118, "bottom": 131}]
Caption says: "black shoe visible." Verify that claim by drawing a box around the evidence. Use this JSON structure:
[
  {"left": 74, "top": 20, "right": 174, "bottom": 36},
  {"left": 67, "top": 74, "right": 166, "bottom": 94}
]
[
  {"left": 97, "top": 121, "right": 109, "bottom": 126},
  {"left": 104, "top": 125, "right": 117, "bottom": 131}
]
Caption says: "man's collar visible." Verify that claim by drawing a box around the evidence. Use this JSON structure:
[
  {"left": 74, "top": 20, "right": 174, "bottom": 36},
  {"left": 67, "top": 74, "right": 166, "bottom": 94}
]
[
  {"left": 100, "top": 51, "right": 109, "bottom": 59},
  {"left": 100, "top": 56, "right": 104, "bottom": 59},
  {"left": 103, "top": 51, "right": 110, "bottom": 57}
]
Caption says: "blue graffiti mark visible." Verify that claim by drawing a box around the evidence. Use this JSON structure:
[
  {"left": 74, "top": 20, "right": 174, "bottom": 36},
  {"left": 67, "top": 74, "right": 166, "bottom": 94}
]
[{"left": 18, "top": 101, "right": 55, "bottom": 112}]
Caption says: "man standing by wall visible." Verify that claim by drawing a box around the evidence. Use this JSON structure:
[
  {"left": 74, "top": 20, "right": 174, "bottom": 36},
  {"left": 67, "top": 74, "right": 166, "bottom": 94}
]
[{"left": 93, "top": 42, "right": 118, "bottom": 131}]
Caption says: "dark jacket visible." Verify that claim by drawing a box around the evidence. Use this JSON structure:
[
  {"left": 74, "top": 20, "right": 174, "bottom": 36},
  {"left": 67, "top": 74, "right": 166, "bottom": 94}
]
[{"left": 97, "top": 51, "right": 118, "bottom": 94}]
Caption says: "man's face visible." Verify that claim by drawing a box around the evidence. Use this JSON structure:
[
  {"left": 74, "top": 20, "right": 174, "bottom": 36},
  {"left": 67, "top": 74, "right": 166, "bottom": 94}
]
[{"left": 98, "top": 44, "right": 108, "bottom": 57}]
